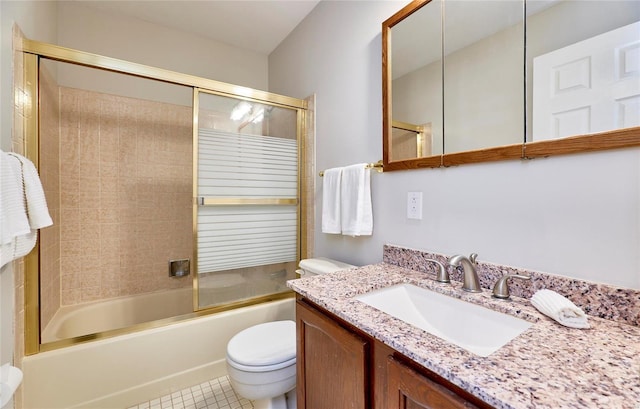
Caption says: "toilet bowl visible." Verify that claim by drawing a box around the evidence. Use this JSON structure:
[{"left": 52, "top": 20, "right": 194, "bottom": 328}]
[{"left": 226, "top": 320, "right": 297, "bottom": 409}]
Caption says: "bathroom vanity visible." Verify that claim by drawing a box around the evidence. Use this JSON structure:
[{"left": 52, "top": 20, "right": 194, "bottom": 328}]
[
  {"left": 288, "top": 249, "right": 640, "bottom": 409},
  {"left": 296, "top": 296, "right": 489, "bottom": 408}
]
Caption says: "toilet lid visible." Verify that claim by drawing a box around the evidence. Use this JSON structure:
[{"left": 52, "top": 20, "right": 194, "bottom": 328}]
[{"left": 227, "top": 320, "right": 296, "bottom": 368}]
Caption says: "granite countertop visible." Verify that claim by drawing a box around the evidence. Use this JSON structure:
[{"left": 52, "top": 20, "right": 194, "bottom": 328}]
[{"left": 287, "top": 263, "right": 640, "bottom": 409}]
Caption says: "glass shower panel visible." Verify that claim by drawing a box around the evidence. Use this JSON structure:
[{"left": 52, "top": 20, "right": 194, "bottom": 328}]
[
  {"left": 196, "top": 91, "right": 299, "bottom": 310},
  {"left": 38, "top": 59, "right": 194, "bottom": 344}
]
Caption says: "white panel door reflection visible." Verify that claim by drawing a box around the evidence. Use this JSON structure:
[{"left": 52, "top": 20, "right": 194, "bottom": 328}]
[{"left": 533, "top": 21, "right": 640, "bottom": 140}]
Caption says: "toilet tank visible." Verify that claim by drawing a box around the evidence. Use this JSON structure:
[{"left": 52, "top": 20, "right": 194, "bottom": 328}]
[{"left": 296, "top": 257, "right": 356, "bottom": 277}]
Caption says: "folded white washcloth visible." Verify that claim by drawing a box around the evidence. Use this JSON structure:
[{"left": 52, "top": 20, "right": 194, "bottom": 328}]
[
  {"left": 340, "top": 163, "right": 372, "bottom": 236},
  {"left": 321, "top": 167, "right": 342, "bottom": 234},
  {"left": 530, "top": 289, "right": 590, "bottom": 329}
]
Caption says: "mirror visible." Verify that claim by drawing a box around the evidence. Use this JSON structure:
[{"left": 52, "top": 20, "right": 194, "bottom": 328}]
[
  {"left": 443, "top": 0, "right": 524, "bottom": 154},
  {"left": 383, "top": 0, "right": 442, "bottom": 170},
  {"left": 527, "top": 1, "right": 640, "bottom": 143},
  {"left": 383, "top": 0, "right": 640, "bottom": 171},
  {"left": 387, "top": 0, "right": 443, "bottom": 165}
]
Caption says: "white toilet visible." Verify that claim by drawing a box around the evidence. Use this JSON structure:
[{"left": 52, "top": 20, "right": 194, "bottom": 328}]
[
  {"left": 226, "top": 258, "right": 355, "bottom": 409},
  {"left": 226, "top": 320, "right": 296, "bottom": 409}
]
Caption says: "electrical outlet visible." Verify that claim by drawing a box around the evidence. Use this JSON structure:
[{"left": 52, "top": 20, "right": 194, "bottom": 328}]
[{"left": 407, "top": 192, "right": 423, "bottom": 220}]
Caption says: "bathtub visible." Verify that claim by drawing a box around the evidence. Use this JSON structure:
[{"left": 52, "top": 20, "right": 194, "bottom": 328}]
[
  {"left": 22, "top": 296, "right": 295, "bottom": 408},
  {"left": 41, "top": 288, "right": 194, "bottom": 343}
]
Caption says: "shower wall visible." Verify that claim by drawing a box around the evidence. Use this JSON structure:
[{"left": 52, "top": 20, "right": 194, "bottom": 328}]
[{"left": 40, "top": 83, "right": 194, "bottom": 311}]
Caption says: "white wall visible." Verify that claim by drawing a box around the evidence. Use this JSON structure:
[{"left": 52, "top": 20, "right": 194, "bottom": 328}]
[
  {"left": 269, "top": 1, "right": 640, "bottom": 289},
  {"left": 56, "top": 2, "right": 269, "bottom": 94}
]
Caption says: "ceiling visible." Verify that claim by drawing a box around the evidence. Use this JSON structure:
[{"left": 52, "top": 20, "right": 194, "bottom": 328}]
[{"left": 72, "top": 0, "right": 322, "bottom": 55}]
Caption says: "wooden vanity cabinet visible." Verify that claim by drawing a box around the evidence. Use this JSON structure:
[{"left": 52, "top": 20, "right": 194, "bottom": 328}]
[
  {"left": 296, "top": 297, "right": 489, "bottom": 409},
  {"left": 296, "top": 298, "right": 370, "bottom": 409}
]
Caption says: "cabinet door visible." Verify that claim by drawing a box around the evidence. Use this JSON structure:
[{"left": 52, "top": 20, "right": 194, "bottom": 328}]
[
  {"left": 296, "top": 300, "right": 369, "bottom": 409},
  {"left": 386, "top": 356, "right": 478, "bottom": 409}
]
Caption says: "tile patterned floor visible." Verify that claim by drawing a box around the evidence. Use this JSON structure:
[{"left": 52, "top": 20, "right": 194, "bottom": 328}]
[{"left": 127, "top": 376, "right": 253, "bottom": 409}]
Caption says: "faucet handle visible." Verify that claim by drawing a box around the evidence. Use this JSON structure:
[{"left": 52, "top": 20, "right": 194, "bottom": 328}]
[
  {"left": 425, "top": 259, "right": 449, "bottom": 283},
  {"left": 492, "top": 274, "right": 531, "bottom": 299},
  {"left": 469, "top": 253, "right": 478, "bottom": 264}
]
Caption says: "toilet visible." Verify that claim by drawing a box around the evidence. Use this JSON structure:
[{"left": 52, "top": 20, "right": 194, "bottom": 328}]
[
  {"left": 226, "top": 258, "right": 355, "bottom": 409},
  {"left": 226, "top": 320, "right": 297, "bottom": 409}
]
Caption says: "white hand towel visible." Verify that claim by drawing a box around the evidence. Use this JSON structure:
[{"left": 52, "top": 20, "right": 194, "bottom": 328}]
[
  {"left": 530, "top": 289, "right": 590, "bottom": 329},
  {"left": 7, "top": 153, "right": 53, "bottom": 229},
  {"left": 321, "top": 167, "right": 343, "bottom": 234},
  {"left": 0, "top": 152, "right": 31, "bottom": 245},
  {"left": 0, "top": 150, "right": 53, "bottom": 268},
  {"left": 340, "top": 164, "right": 373, "bottom": 236}
]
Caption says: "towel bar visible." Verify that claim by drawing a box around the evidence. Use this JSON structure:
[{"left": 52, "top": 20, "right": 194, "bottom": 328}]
[{"left": 319, "top": 160, "right": 384, "bottom": 177}]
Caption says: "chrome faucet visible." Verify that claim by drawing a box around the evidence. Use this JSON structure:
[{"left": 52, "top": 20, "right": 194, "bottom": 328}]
[
  {"left": 448, "top": 253, "right": 481, "bottom": 293},
  {"left": 425, "top": 259, "right": 449, "bottom": 283}
]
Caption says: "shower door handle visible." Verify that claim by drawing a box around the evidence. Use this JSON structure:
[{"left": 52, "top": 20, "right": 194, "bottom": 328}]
[{"left": 196, "top": 197, "right": 298, "bottom": 206}]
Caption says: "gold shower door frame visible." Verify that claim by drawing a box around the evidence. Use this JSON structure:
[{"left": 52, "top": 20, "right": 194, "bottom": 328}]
[{"left": 20, "top": 39, "right": 308, "bottom": 355}]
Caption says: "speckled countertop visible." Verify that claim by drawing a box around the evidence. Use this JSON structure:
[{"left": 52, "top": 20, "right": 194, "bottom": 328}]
[{"left": 287, "top": 263, "right": 640, "bottom": 409}]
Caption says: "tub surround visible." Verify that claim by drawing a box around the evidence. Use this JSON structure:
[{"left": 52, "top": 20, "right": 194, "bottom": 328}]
[{"left": 287, "top": 247, "right": 640, "bottom": 408}]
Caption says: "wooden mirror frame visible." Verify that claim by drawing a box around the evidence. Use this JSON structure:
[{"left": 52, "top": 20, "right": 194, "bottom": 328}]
[{"left": 382, "top": 0, "right": 640, "bottom": 172}]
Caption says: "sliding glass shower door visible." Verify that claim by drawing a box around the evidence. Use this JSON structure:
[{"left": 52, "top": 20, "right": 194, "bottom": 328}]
[{"left": 194, "top": 90, "right": 302, "bottom": 310}]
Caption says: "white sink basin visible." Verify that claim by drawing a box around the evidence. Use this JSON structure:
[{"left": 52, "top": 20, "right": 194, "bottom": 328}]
[{"left": 355, "top": 284, "right": 532, "bottom": 357}]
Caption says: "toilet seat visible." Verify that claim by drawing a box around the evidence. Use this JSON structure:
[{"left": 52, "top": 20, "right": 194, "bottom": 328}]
[{"left": 227, "top": 320, "right": 296, "bottom": 372}]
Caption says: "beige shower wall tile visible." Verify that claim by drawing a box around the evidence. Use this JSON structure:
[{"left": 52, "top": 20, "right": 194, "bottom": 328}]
[
  {"left": 80, "top": 225, "right": 99, "bottom": 242},
  {"left": 79, "top": 208, "right": 100, "bottom": 225},
  {"left": 81, "top": 287, "right": 102, "bottom": 303},
  {"left": 79, "top": 128, "right": 100, "bottom": 164},
  {"left": 80, "top": 239, "right": 101, "bottom": 258},
  {"left": 60, "top": 240, "right": 82, "bottom": 259},
  {"left": 100, "top": 241, "right": 120, "bottom": 263},
  {"left": 100, "top": 190, "right": 119, "bottom": 210},
  {"left": 60, "top": 207, "right": 80, "bottom": 223},
  {"left": 80, "top": 160, "right": 100, "bottom": 178},
  {"left": 60, "top": 174, "right": 79, "bottom": 193},
  {"left": 98, "top": 208, "right": 119, "bottom": 224},
  {"left": 60, "top": 256, "right": 81, "bottom": 276},
  {"left": 60, "top": 222, "right": 80, "bottom": 241},
  {"left": 80, "top": 269, "right": 101, "bottom": 288},
  {"left": 62, "top": 289, "right": 81, "bottom": 305},
  {"left": 61, "top": 273, "right": 81, "bottom": 291},
  {"left": 100, "top": 135, "right": 119, "bottom": 164},
  {"left": 100, "top": 223, "right": 119, "bottom": 238},
  {"left": 60, "top": 192, "right": 79, "bottom": 208},
  {"left": 100, "top": 175, "right": 118, "bottom": 193},
  {"left": 101, "top": 287, "right": 120, "bottom": 299},
  {"left": 100, "top": 161, "right": 118, "bottom": 178},
  {"left": 100, "top": 259, "right": 120, "bottom": 278}
]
